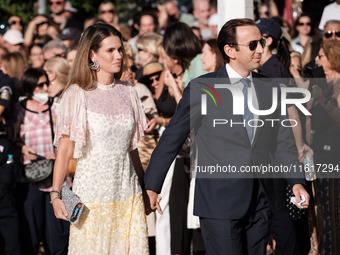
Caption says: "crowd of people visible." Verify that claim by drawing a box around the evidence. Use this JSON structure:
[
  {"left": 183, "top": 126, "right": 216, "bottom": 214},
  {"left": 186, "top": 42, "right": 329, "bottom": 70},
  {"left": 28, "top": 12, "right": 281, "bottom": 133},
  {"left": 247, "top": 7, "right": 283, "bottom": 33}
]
[{"left": 0, "top": 0, "right": 339, "bottom": 254}]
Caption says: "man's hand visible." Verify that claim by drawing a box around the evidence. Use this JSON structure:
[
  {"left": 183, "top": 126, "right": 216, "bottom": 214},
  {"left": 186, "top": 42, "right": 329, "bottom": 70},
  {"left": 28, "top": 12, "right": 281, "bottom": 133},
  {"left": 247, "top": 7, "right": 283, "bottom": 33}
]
[
  {"left": 292, "top": 184, "right": 310, "bottom": 209},
  {"left": 146, "top": 189, "right": 163, "bottom": 214},
  {"left": 297, "top": 143, "right": 314, "bottom": 163}
]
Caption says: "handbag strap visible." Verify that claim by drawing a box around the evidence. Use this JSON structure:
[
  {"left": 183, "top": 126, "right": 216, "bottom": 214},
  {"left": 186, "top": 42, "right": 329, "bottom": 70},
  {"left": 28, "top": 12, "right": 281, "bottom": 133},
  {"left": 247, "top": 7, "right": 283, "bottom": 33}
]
[{"left": 48, "top": 97, "right": 55, "bottom": 148}]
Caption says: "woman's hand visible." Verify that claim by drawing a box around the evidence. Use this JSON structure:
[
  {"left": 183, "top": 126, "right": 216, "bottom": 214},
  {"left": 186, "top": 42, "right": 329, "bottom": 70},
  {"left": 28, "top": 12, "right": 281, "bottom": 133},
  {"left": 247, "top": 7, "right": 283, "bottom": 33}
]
[
  {"left": 311, "top": 85, "right": 325, "bottom": 104},
  {"left": 164, "top": 70, "right": 178, "bottom": 92},
  {"left": 51, "top": 196, "right": 68, "bottom": 221},
  {"left": 164, "top": 70, "right": 183, "bottom": 103},
  {"left": 46, "top": 153, "right": 56, "bottom": 160},
  {"left": 22, "top": 145, "right": 37, "bottom": 161},
  {"left": 142, "top": 189, "right": 152, "bottom": 215},
  {"left": 145, "top": 118, "right": 158, "bottom": 132}
]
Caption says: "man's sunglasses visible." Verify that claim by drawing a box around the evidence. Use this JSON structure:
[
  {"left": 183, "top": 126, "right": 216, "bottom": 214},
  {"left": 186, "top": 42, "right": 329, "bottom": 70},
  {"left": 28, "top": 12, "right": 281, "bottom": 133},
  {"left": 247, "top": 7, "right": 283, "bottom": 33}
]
[
  {"left": 49, "top": 1, "right": 63, "bottom": 5},
  {"left": 37, "top": 81, "right": 50, "bottom": 88},
  {"left": 100, "top": 9, "right": 115, "bottom": 14},
  {"left": 324, "top": 30, "right": 340, "bottom": 39},
  {"left": 234, "top": 38, "right": 266, "bottom": 51}
]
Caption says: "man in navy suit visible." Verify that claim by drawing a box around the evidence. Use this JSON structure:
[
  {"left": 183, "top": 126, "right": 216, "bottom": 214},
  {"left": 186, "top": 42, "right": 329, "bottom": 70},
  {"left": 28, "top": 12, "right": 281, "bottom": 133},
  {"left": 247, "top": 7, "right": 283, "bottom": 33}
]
[{"left": 144, "top": 18, "right": 310, "bottom": 254}]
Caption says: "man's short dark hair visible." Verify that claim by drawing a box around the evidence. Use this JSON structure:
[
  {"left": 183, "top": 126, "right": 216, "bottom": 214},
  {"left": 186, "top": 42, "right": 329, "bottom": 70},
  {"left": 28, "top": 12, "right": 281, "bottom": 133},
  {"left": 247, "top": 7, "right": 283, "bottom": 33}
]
[{"left": 217, "top": 18, "right": 255, "bottom": 63}]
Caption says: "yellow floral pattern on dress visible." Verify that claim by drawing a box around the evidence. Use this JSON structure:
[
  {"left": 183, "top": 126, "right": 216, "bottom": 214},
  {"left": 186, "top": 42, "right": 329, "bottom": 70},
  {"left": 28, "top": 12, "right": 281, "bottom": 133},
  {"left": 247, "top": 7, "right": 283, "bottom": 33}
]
[{"left": 68, "top": 194, "right": 148, "bottom": 254}]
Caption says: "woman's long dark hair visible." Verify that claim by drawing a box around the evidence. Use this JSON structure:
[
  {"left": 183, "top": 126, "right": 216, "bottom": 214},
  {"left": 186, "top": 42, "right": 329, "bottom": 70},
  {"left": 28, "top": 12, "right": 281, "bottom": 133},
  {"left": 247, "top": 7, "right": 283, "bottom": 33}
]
[
  {"left": 163, "top": 22, "right": 202, "bottom": 70},
  {"left": 19, "top": 68, "right": 48, "bottom": 99},
  {"left": 271, "top": 36, "right": 291, "bottom": 72}
]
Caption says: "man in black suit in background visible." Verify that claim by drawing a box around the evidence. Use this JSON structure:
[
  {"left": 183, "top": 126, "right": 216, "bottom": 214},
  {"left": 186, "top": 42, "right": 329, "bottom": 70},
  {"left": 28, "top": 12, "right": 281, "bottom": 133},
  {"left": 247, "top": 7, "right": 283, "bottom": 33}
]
[{"left": 144, "top": 18, "right": 310, "bottom": 254}]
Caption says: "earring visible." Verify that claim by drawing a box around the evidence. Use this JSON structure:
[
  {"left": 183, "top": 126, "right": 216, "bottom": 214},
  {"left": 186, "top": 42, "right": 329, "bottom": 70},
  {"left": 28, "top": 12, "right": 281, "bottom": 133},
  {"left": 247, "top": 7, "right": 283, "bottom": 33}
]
[{"left": 90, "top": 60, "right": 99, "bottom": 70}]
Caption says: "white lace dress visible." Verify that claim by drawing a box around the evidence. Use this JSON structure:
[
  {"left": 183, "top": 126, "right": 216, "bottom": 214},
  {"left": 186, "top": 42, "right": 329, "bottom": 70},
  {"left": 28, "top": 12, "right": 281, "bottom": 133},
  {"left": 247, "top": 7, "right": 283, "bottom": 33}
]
[{"left": 54, "top": 81, "right": 149, "bottom": 254}]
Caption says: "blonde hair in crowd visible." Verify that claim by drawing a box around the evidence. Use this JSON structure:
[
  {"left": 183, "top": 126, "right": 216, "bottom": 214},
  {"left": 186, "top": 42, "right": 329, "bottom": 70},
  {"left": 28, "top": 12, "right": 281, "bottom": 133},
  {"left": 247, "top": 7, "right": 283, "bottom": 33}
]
[
  {"left": 2, "top": 52, "right": 28, "bottom": 79},
  {"left": 44, "top": 57, "right": 69, "bottom": 85},
  {"left": 136, "top": 32, "right": 163, "bottom": 59}
]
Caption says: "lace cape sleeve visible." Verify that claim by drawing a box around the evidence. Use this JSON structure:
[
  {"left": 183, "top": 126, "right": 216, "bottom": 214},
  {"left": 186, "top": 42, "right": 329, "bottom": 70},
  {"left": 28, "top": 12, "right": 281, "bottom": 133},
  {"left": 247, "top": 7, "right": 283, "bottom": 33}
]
[{"left": 54, "top": 85, "right": 87, "bottom": 158}]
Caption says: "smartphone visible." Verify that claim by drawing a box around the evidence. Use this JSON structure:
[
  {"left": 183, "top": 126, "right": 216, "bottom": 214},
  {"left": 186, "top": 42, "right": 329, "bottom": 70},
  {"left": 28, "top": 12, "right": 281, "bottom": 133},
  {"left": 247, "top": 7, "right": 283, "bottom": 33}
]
[
  {"left": 163, "top": 58, "right": 168, "bottom": 69},
  {"left": 71, "top": 203, "right": 82, "bottom": 222}
]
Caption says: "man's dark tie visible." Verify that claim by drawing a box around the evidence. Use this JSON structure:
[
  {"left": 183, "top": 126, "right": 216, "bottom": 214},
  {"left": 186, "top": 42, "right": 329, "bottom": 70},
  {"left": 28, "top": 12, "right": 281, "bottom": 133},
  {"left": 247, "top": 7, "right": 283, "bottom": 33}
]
[{"left": 241, "top": 78, "right": 253, "bottom": 142}]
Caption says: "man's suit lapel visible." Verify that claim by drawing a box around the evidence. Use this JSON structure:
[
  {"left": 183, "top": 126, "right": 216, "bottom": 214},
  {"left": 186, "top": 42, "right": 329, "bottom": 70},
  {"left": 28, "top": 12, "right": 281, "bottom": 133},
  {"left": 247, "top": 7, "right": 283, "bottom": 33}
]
[
  {"left": 215, "top": 67, "right": 252, "bottom": 146},
  {"left": 251, "top": 73, "right": 271, "bottom": 147}
]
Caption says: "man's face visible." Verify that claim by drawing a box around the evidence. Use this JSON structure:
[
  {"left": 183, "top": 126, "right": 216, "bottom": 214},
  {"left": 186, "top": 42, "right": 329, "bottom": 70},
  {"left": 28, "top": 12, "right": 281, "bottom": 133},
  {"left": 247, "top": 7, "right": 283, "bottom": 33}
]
[
  {"left": 229, "top": 26, "right": 264, "bottom": 75},
  {"left": 193, "top": 0, "right": 210, "bottom": 25},
  {"left": 43, "top": 48, "right": 64, "bottom": 61},
  {"left": 49, "top": 0, "right": 65, "bottom": 15},
  {"left": 139, "top": 15, "right": 156, "bottom": 35},
  {"left": 165, "top": 2, "right": 180, "bottom": 20},
  {"left": 323, "top": 23, "right": 340, "bottom": 40}
]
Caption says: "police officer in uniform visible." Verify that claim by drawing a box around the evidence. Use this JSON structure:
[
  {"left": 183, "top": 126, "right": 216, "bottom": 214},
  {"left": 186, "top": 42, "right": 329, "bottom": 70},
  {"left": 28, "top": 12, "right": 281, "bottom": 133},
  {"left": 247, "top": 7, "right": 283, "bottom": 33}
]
[{"left": 0, "top": 69, "right": 20, "bottom": 255}]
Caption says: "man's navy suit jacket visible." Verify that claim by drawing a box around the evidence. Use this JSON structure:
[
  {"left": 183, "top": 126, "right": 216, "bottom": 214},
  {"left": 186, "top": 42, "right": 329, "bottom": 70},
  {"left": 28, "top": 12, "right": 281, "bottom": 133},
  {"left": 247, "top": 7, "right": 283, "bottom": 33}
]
[{"left": 144, "top": 67, "right": 305, "bottom": 220}]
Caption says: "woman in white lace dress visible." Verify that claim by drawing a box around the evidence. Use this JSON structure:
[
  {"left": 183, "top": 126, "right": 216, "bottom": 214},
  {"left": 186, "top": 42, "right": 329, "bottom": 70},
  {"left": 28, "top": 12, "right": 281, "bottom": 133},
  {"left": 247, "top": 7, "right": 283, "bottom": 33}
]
[{"left": 51, "top": 23, "right": 149, "bottom": 254}]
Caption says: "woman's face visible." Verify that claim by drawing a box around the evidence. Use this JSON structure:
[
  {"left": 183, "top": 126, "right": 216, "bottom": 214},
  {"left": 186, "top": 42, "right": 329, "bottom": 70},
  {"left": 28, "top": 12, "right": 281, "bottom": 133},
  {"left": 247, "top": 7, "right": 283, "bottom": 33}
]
[
  {"left": 29, "top": 45, "right": 44, "bottom": 68},
  {"left": 91, "top": 35, "right": 123, "bottom": 76},
  {"left": 37, "top": 21, "right": 49, "bottom": 36},
  {"left": 47, "top": 26, "right": 59, "bottom": 39},
  {"left": 99, "top": 3, "right": 116, "bottom": 24},
  {"left": 8, "top": 16, "right": 23, "bottom": 32},
  {"left": 33, "top": 75, "right": 49, "bottom": 95},
  {"left": 200, "top": 43, "right": 216, "bottom": 72},
  {"left": 316, "top": 49, "right": 330, "bottom": 68},
  {"left": 296, "top": 16, "right": 311, "bottom": 36},
  {"left": 122, "top": 58, "right": 136, "bottom": 83},
  {"left": 66, "top": 49, "right": 77, "bottom": 68},
  {"left": 137, "top": 48, "right": 152, "bottom": 67},
  {"left": 150, "top": 73, "right": 161, "bottom": 90},
  {"left": 290, "top": 56, "right": 302, "bottom": 73}
]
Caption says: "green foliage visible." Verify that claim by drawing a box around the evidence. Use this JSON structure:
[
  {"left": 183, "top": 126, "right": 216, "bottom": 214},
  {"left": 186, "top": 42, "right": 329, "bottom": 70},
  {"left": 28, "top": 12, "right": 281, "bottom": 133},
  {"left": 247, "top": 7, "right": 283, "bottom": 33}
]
[
  {"left": 0, "top": 0, "right": 38, "bottom": 23},
  {"left": 0, "top": 0, "right": 139, "bottom": 26},
  {"left": 0, "top": 0, "right": 100, "bottom": 24}
]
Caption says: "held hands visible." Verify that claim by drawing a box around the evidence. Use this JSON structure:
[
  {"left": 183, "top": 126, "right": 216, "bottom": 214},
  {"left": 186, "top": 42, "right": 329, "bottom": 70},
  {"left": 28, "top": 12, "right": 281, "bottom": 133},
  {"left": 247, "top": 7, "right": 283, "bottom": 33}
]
[
  {"left": 146, "top": 189, "right": 163, "bottom": 214},
  {"left": 292, "top": 184, "right": 310, "bottom": 209},
  {"left": 142, "top": 189, "right": 152, "bottom": 215}
]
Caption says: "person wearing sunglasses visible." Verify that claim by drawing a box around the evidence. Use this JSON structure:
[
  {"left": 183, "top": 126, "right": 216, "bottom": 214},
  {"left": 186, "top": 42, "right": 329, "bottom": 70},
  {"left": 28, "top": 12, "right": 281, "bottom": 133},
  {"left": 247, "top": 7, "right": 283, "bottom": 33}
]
[
  {"left": 14, "top": 68, "right": 70, "bottom": 255},
  {"left": 98, "top": 1, "right": 120, "bottom": 30},
  {"left": 144, "top": 18, "right": 310, "bottom": 255},
  {"left": 49, "top": 0, "right": 82, "bottom": 32},
  {"left": 24, "top": 15, "right": 51, "bottom": 48},
  {"left": 292, "top": 14, "right": 315, "bottom": 60},
  {"left": 302, "top": 20, "right": 340, "bottom": 79},
  {"left": 8, "top": 16, "right": 24, "bottom": 32}
]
